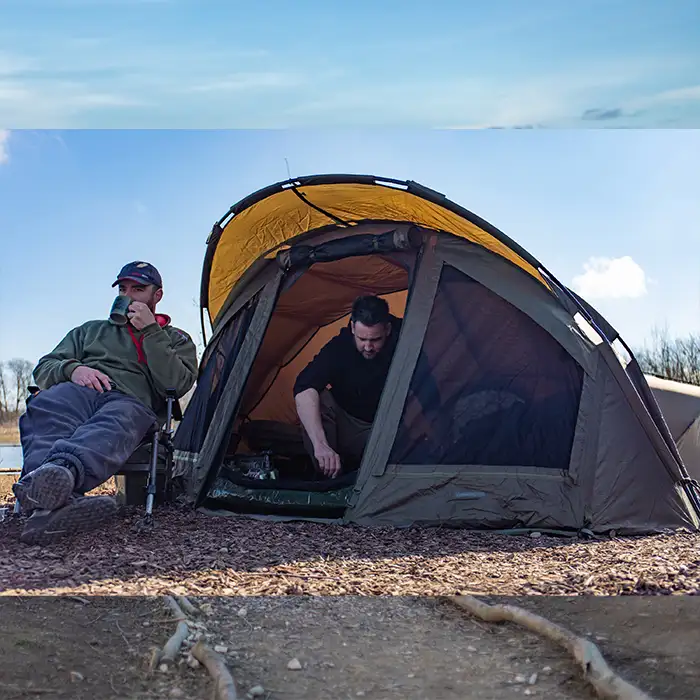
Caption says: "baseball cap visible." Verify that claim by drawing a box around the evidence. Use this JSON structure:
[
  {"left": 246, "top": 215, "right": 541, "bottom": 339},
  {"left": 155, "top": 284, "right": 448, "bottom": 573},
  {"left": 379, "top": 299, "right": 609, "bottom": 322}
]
[{"left": 112, "top": 261, "right": 163, "bottom": 288}]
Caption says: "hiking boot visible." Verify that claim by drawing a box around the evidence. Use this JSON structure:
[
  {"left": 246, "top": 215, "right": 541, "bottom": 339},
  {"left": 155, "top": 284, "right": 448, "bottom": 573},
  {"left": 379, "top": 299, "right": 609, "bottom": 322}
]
[
  {"left": 20, "top": 495, "right": 117, "bottom": 546},
  {"left": 13, "top": 462, "right": 76, "bottom": 513}
]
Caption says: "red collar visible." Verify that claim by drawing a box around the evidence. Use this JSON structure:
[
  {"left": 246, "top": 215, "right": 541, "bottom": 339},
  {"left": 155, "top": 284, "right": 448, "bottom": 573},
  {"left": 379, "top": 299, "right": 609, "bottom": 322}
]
[{"left": 126, "top": 314, "right": 170, "bottom": 364}]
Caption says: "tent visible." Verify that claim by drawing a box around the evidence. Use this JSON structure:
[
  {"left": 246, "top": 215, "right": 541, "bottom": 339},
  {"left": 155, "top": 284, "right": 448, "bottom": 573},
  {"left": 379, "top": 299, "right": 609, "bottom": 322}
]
[
  {"left": 172, "top": 174, "right": 700, "bottom": 535},
  {"left": 645, "top": 374, "right": 700, "bottom": 481}
]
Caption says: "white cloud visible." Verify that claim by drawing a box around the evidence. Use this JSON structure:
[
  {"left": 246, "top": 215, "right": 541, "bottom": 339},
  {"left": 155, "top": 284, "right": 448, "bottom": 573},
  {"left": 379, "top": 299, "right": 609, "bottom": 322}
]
[
  {"left": 571, "top": 256, "right": 648, "bottom": 300},
  {"left": 0, "top": 130, "right": 10, "bottom": 164}
]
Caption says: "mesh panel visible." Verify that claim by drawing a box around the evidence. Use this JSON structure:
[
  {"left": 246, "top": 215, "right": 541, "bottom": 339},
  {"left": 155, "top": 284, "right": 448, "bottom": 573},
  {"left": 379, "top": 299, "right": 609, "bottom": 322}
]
[
  {"left": 389, "top": 265, "right": 584, "bottom": 468},
  {"left": 173, "top": 299, "right": 256, "bottom": 454}
]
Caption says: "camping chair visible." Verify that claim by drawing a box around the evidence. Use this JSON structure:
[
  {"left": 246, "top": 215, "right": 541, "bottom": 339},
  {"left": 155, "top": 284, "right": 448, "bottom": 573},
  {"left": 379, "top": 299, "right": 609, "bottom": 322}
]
[
  {"left": 114, "top": 388, "right": 182, "bottom": 518},
  {"left": 13, "top": 386, "right": 182, "bottom": 521}
]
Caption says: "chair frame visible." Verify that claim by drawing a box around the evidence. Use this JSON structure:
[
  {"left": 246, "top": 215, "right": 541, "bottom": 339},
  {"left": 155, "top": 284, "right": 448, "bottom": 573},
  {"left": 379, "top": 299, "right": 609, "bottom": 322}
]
[{"left": 114, "top": 388, "right": 182, "bottom": 517}]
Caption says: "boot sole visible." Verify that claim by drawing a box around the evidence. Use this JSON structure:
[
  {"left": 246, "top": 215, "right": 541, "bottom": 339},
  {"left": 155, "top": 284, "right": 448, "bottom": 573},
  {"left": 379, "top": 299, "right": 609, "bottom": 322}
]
[
  {"left": 13, "top": 464, "right": 75, "bottom": 512},
  {"left": 20, "top": 497, "right": 117, "bottom": 546}
]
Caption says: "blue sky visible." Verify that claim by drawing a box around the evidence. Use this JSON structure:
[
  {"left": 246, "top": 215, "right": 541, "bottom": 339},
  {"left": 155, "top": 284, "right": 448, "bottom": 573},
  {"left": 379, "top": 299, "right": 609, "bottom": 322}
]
[
  {"left": 0, "top": 0, "right": 699, "bottom": 127},
  {"left": 1, "top": 129, "right": 699, "bottom": 367}
]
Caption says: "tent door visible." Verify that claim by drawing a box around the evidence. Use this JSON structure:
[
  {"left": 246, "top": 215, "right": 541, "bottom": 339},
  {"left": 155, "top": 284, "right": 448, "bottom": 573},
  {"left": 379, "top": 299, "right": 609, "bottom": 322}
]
[{"left": 193, "top": 270, "right": 285, "bottom": 504}]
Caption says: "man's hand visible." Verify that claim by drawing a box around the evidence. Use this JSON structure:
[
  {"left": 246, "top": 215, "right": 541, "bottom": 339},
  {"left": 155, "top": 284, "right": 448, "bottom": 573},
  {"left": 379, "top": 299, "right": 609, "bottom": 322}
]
[
  {"left": 127, "top": 301, "right": 156, "bottom": 330},
  {"left": 314, "top": 442, "right": 342, "bottom": 478},
  {"left": 71, "top": 365, "right": 112, "bottom": 393}
]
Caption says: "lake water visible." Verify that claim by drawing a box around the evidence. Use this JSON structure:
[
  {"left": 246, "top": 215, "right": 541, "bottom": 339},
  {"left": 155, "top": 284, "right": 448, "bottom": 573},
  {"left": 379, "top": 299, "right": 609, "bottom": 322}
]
[{"left": 0, "top": 444, "right": 22, "bottom": 472}]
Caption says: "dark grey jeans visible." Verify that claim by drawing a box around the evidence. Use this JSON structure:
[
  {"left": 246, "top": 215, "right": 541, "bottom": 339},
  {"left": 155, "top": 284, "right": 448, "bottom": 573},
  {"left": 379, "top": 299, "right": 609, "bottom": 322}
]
[{"left": 19, "top": 382, "right": 158, "bottom": 493}]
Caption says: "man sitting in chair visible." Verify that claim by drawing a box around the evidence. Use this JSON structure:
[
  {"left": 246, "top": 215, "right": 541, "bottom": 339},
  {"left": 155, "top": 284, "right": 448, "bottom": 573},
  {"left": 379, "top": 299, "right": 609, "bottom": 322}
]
[
  {"left": 12, "top": 261, "right": 197, "bottom": 545},
  {"left": 293, "top": 295, "right": 402, "bottom": 479}
]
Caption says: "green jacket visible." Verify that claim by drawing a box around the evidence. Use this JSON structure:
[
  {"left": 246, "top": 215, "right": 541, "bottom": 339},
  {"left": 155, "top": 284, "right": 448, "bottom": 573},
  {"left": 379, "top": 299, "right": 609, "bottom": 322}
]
[{"left": 33, "top": 314, "right": 198, "bottom": 423}]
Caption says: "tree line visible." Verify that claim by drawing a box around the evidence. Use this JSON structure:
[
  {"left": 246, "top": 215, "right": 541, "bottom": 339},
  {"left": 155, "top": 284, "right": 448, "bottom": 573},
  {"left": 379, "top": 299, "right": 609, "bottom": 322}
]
[
  {"left": 634, "top": 328, "right": 700, "bottom": 386},
  {"left": 0, "top": 359, "right": 34, "bottom": 424}
]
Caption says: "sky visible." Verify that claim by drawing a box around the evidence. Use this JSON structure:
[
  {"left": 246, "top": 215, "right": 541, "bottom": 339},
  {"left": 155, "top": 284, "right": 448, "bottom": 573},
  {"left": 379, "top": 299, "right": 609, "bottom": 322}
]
[
  {"left": 0, "top": 0, "right": 699, "bottom": 128},
  {"left": 1, "top": 128, "right": 699, "bottom": 368}
]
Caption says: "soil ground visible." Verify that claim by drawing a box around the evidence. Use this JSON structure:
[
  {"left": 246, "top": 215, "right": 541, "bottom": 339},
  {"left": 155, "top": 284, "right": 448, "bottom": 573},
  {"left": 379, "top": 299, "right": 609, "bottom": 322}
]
[
  {"left": 0, "top": 596, "right": 211, "bottom": 699},
  {"left": 1, "top": 595, "right": 699, "bottom": 699},
  {"left": 2, "top": 480, "right": 700, "bottom": 698}
]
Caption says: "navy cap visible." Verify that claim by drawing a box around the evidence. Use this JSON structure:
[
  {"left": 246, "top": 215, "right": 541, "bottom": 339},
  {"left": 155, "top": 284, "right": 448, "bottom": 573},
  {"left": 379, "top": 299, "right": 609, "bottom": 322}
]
[{"left": 112, "top": 261, "right": 163, "bottom": 288}]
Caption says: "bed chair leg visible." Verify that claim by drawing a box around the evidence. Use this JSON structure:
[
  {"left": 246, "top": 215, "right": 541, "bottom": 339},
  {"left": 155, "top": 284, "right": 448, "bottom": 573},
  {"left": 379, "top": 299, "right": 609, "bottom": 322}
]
[{"left": 144, "top": 430, "right": 159, "bottom": 520}]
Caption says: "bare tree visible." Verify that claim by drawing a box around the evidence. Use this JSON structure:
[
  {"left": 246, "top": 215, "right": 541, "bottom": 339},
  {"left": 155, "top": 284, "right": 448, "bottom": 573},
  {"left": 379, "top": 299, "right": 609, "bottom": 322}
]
[
  {"left": 0, "top": 361, "right": 8, "bottom": 421},
  {"left": 7, "top": 358, "right": 34, "bottom": 412},
  {"left": 634, "top": 327, "right": 700, "bottom": 387}
]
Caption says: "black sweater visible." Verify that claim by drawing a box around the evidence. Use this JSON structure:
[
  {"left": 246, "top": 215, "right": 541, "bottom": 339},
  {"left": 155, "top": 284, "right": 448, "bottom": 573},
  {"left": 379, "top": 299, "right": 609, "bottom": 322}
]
[{"left": 293, "top": 316, "right": 402, "bottom": 423}]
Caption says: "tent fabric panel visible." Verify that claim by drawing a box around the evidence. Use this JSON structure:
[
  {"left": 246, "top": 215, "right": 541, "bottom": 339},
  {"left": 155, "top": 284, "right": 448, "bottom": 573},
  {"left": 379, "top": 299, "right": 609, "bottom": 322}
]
[
  {"left": 436, "top": 236, "right": 596, "bottom": 375},
  {"left": 624, "top": 361, "right": 686, "bottom": 469},
  {"left": 208, "top": 183, "right": 549, "bottom": 319},
  {"left": 347, "top": 465, "right": 582, "bottom": 530},
  {"left": 565, "top": 362, "right": 604, "bottom": 514},
  {"left": 386, "top": 264, "right": 584, "bottom": 470},
  {"left": 645, "top": 374, "right": 700, "bottom": 481},
  {"left": 644, "top": 374, "right": 700, "bottom": 439},
  {"left": 589, "top": 359, "right": 696, "bottom": 533},
  {"left": 190, "top": 271, "right": 284, "bottom": 504},
  {"left": 677, "top": 417, "right": 700, "bottom": 481},
  {"left": 207, "top": 260, "right": 280, "bottom": 345}
]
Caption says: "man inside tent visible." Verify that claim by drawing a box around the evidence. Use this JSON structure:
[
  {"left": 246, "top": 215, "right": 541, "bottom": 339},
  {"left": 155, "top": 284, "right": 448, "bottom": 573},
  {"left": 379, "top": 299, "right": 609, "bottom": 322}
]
[
  {"left": 293, "top": 295, "right": 402, "bottom": 478},
  {"left": 12, "top": 261, "right": 198, "bottom": 546}
]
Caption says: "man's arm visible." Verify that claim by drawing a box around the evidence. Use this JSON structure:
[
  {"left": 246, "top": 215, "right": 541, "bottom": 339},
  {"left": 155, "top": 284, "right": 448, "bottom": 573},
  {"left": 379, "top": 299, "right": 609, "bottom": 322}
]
[
  {"left": 33, "top": 327, "right": 86, "bottom": 389},
  {"left": 295, "top": 388, "right": 327, "bottom": 444},
  {"left": 140, "top": 324, "right": 198, "bottom": 398},
  {"left": 293, "top": 336, "right": 342, "bottom": 476},
  {"left": 295, "top": 388, "right": 341, "bottom": 477}
]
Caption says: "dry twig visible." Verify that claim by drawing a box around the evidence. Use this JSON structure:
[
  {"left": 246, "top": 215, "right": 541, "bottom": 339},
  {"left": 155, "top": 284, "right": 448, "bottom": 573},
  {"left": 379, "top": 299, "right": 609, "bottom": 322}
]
[
  {"left": 176, "top": 594, "right": 200, "bottom": 616},
  {"left": 67, "top": 595, "right": 91, "bottom": 605},
  {"left": 446, "top": 595, "right": 655, "bottom": 700},
  {"left": 115, "top": 619, "right": 132, "bottom": 648},
  {"left": 159, "top": 596, "right": 190, "bottom": 664},
  {"left": 191, "top": 640, "right": 238, "bottom": 700},
  {"left": 150, "top": 595, "right": 191, "bottom": 670}
]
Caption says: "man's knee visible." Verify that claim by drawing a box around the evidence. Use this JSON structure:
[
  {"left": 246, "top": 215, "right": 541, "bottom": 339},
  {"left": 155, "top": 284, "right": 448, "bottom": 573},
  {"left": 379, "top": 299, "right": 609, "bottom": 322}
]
[{"left": 104, "top": 392, "right": 158, "bottom": 432}]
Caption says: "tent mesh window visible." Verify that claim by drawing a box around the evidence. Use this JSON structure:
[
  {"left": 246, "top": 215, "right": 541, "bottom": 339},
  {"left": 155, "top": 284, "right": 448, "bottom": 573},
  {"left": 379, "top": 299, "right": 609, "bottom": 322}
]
[
  {"left": 173, "top": 298, "right": 258, "bottom": 455},
  {"left": 389, "top": 265, "right": 584, "bottom": 469}
]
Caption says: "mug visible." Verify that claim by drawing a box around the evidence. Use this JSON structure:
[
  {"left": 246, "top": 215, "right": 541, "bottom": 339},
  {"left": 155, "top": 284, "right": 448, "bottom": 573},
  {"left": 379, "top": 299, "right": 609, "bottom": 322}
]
[{"left": 109, "top": 295, "right": 132, "bottom": 326}]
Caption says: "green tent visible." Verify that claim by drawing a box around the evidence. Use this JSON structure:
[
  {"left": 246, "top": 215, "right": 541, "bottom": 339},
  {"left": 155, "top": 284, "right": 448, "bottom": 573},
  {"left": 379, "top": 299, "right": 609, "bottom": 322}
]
[{"left": 172, "top": 174, "right": 700, "bottom": 535}]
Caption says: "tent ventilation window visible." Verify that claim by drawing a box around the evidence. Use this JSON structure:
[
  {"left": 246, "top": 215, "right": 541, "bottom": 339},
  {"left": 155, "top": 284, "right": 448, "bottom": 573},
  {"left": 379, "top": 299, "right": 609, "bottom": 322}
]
[
  {"left": 573, "top": 312, "right": 604, "bottom": 345},
  {"left": 612, "top": 338, "right": 632, "bottom": 368}
]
